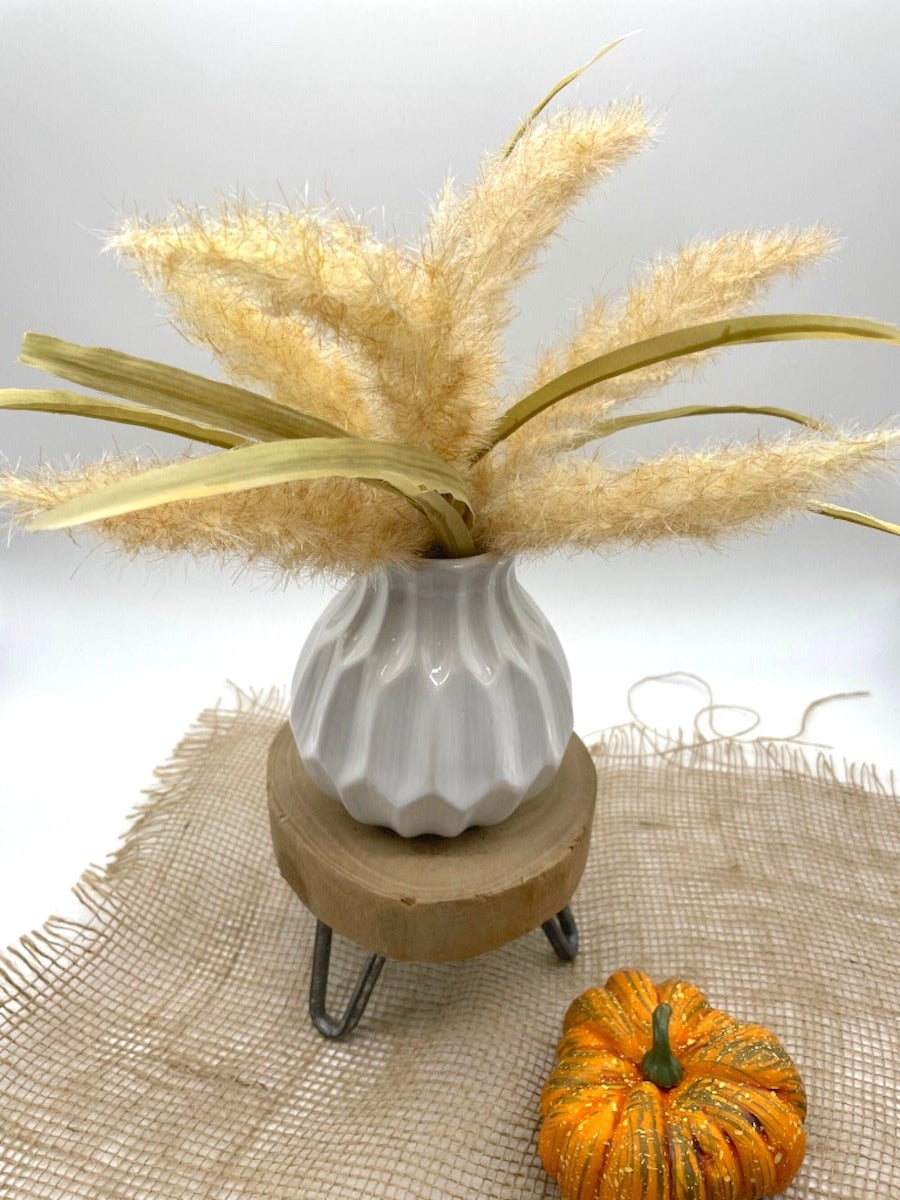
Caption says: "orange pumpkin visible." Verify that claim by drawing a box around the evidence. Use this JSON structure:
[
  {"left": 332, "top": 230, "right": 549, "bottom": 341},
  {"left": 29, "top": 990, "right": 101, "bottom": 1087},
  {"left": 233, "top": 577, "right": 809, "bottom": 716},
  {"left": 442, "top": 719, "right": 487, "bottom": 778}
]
[{"left": 539, "top": 969, "right": 807, "bottom": 1200}]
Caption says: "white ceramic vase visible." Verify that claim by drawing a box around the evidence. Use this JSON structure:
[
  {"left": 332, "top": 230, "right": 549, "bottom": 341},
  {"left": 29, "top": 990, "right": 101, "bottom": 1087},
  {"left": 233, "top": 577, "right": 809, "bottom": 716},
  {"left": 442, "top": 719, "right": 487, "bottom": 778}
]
[{"left": 289, "top": 554, "right": 574, "bottom": 837}]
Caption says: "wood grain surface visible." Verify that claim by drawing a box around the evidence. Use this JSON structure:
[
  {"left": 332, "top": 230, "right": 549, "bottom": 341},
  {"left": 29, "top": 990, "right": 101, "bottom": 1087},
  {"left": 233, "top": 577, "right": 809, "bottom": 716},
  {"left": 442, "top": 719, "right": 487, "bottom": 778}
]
[{"left": 267, "top": 721, "right": 597, "bottom": 961}]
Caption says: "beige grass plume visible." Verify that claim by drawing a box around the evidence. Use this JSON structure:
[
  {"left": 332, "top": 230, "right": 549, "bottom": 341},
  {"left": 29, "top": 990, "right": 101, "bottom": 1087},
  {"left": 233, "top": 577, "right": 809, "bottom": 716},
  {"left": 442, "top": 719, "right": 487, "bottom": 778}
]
[
  {"left": 1, "top": 47, "right": 898, "bottom": 579},
  {"left": 476, "top": 428, "right": 900, "bottom": 555},
  {"left": 1, "top": 453, "right": 431, "bottom": 583},
  {"left": 153, "top": 274, "right": 378, "bottom": 437},
  {"left": 503, "top": 225, "right": 838, "bottom": 471}
]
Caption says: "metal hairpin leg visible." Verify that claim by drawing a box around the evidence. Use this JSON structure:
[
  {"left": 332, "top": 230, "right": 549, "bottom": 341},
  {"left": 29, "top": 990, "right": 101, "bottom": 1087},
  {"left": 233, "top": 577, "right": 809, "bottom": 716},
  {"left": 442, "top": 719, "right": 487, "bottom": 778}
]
[
  {"left": 309, "top": 906, "right": 578, "bottom": 1038},
  {"left": 309, "top": 920, "right": 387, "bottom": 1038},
  {"left": 541, "top": 905, "right": 579, "bottom": 962}
]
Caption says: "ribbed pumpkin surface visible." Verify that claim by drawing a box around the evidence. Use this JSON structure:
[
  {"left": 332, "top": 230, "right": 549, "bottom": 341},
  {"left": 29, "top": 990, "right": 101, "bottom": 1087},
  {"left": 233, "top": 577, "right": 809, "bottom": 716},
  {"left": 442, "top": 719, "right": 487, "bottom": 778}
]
[{"left": 539, "top": 968, "right": 807, "bottom": 1200}]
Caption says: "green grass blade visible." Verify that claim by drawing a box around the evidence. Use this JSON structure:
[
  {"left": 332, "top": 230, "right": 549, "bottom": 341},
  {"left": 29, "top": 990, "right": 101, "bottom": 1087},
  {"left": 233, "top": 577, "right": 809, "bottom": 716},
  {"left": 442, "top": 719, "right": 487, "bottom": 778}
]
[
  {"left": 20, "top": 333, "right": 347, "bottom": 444},
  {"left": 26, "top": 436, "right": 476, "bottom": 554},
  {"left": 0, "top": 388, "right": 247, "bottom": 449},
  {"left": 411, "top": 494, "right": 477, "bottom": 557},
  {"left": 562, "top": 402, "right": 832, "bottom": 450},
  {"left": 811, "top": 502, "right": 900, "bottom": 537},
  {"left": 500, "top": 34, "right": 636, "bottom": 159},
  {"left": 480, "top": 314, "right": 900, "bottom": 458}
]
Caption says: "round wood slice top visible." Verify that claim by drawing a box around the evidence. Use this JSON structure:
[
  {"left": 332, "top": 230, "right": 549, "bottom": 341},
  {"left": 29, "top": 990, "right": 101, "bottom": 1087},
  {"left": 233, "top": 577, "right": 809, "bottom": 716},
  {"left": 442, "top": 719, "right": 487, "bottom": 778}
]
[{"left": 267, "top": 721, "right": 597, "bottom": 962}]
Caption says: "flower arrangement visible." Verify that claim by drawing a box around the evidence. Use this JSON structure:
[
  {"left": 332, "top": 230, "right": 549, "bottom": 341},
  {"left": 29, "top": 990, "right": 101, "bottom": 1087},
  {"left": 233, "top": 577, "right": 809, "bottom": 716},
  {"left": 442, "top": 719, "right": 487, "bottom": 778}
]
[{"left": 2, "top": 47, "right": 898, "bottom": 579}]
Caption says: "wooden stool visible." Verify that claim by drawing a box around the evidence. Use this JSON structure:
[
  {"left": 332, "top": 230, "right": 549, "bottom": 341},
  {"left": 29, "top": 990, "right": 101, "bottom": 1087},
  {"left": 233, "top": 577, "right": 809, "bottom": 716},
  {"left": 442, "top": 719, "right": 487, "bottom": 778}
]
[{"left": 267, "top": 722, "right": 597, "bottom": 1037}]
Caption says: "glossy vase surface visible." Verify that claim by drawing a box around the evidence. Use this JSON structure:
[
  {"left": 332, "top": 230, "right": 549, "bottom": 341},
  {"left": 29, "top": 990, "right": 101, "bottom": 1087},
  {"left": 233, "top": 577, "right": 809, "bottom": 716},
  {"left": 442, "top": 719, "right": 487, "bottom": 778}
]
[{"left": 290, "top": 554, "right": 574, "bottom": 837}]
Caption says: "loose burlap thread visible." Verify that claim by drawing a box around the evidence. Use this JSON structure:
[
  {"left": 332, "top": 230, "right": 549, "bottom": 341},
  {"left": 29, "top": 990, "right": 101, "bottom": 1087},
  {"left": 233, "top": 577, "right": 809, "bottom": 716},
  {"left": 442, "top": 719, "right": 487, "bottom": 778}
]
[{"left": 0, "top": 688, "right": 897, "bottom": 1199}]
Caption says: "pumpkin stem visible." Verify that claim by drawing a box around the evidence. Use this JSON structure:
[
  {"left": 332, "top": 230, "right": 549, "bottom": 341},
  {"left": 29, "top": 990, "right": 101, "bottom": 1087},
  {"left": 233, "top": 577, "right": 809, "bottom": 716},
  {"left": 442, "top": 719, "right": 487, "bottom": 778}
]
[{"left": 641, "top": 1002, "right": 684, "bottom": 1088}]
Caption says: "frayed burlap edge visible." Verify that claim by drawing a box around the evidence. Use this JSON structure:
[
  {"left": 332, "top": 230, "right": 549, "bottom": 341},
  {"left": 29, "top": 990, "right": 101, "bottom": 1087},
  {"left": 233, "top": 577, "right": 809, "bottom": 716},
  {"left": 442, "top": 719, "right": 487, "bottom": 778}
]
[
  {"left": 0, "top": 684, "right": 288, "bottom": 1010},
  {"left": 2, "top": 683, "right": 895, "bottom": 1015}
]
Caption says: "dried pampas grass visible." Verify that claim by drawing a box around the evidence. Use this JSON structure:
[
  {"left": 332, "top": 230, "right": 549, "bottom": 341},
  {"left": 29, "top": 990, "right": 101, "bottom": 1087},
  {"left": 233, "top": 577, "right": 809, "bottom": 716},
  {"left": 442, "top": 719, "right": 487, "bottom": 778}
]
[
  {"left": 475, "top": 428, "right": 900, "bottom": 555},
  {"left": 150, "top": 276, "right": 378, "bottom": 437},
  {"left": 505, "top": 225, "right": 837, "bottom": 469},
  {"left": 2, "top": 49, "right": 898, "bottom": 579},
  {"left": 0, "top": 454, "right": 431, "bottom": 581}
]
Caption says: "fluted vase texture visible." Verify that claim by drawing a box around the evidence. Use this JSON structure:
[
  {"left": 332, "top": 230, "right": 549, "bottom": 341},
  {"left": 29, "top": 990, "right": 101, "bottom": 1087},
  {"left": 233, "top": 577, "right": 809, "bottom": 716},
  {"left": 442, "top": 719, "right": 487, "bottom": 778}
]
[{"left": 290, "top": 554, "right": 574, "bottom": 837}]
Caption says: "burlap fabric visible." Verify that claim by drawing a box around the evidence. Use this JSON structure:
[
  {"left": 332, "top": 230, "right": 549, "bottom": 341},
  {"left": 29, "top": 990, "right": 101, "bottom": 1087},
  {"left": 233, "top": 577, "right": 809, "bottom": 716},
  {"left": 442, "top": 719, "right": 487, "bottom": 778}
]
[{"left": 1, "top": 688, "right": 897, "bottom": 1199}]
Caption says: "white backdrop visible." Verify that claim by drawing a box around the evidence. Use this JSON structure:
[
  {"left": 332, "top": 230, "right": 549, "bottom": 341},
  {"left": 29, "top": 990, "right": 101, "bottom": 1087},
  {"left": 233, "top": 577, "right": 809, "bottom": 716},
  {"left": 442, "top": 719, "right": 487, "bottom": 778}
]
[{"left": 1, "top": 0, "right": 897, "bottom": 950}]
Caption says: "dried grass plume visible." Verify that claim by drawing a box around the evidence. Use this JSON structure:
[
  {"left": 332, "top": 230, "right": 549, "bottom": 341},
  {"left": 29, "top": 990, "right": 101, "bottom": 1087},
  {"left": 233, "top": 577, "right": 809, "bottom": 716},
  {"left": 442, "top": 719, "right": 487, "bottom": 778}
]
[{"left": 2, "top": 62, "right": 898, "bottom": 579}]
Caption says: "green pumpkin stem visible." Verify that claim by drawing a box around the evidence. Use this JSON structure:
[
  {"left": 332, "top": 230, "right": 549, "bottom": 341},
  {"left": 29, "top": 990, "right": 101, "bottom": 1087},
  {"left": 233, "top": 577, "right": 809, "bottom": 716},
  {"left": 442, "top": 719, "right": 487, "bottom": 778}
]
[{"left": 641, "top": 1002, "right": 684, "bottom": 1088}]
